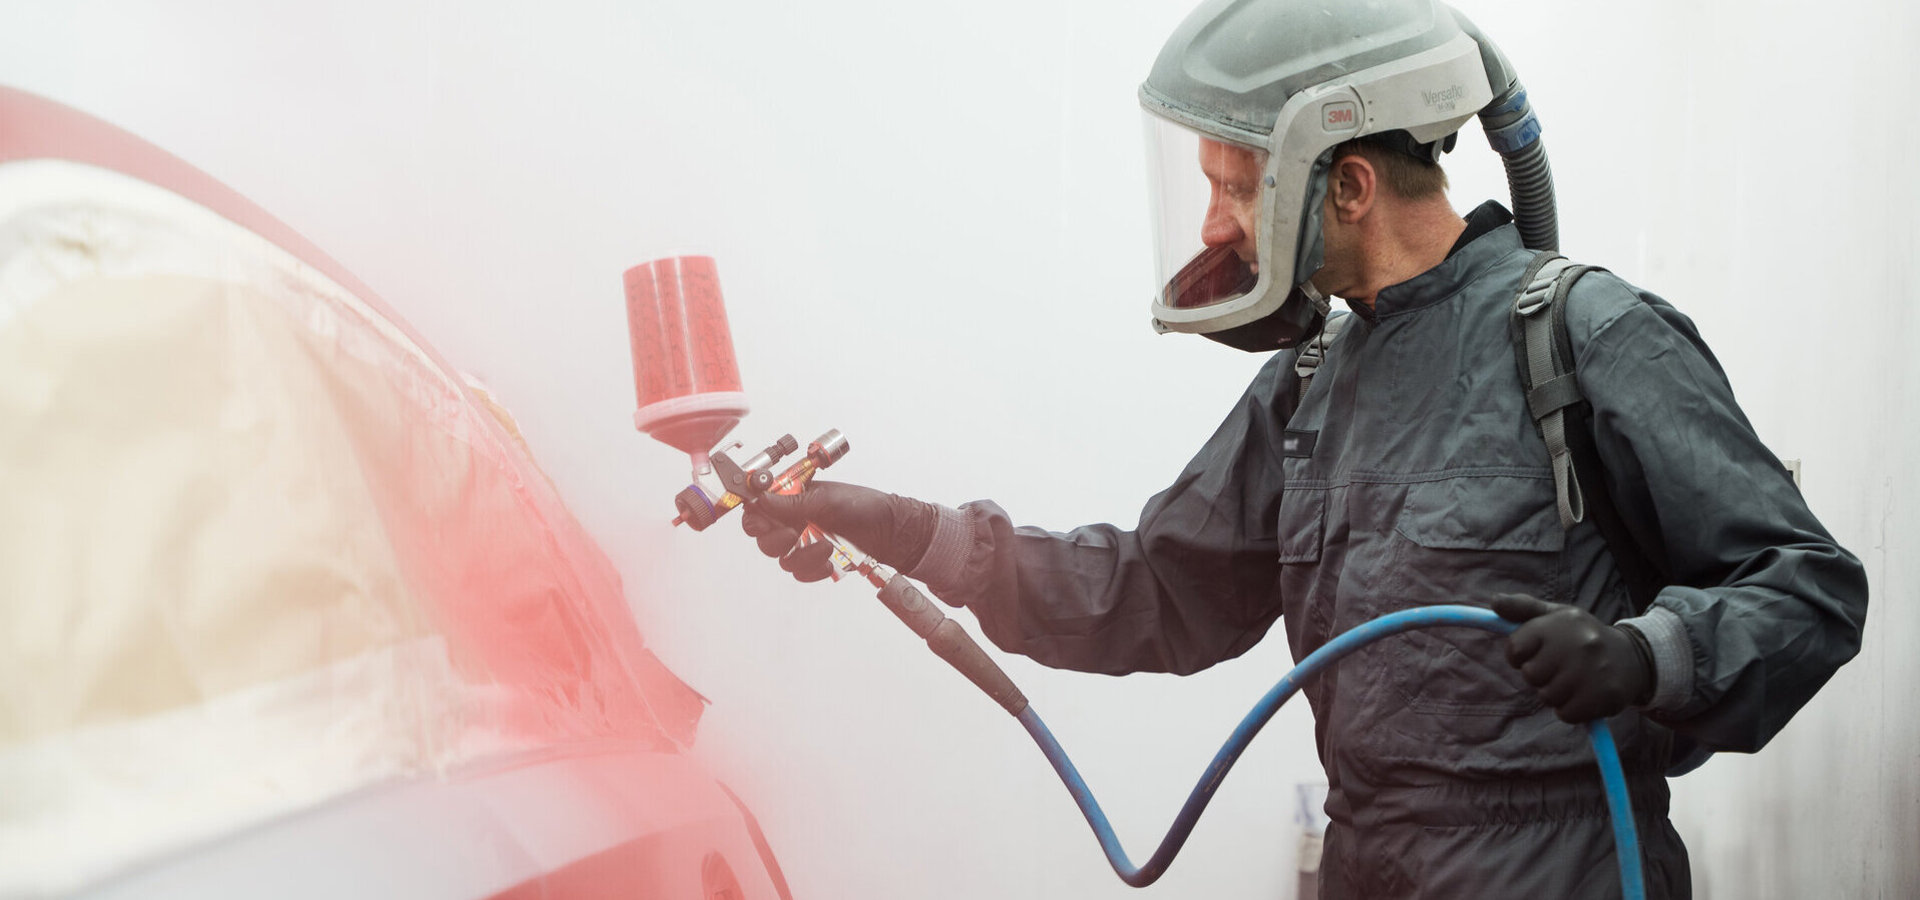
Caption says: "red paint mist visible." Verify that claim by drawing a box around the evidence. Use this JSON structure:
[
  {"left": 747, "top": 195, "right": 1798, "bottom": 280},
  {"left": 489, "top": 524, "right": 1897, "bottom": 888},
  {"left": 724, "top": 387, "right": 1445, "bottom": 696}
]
[
  {"left": 624, "top": 256, "right": 749, "bottom": 460},
  {"left": 4, "top": 84, "right": 800, "bottom": 898},
  {"left": 0, "top": 84, "right": 706, "bottom": 762}
]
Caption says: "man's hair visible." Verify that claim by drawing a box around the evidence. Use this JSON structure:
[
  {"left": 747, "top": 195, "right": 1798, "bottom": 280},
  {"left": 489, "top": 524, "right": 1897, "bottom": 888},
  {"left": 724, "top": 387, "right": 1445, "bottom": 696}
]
[{"left": 1332, "top": 137, "right": 1449, "bottom": 200}]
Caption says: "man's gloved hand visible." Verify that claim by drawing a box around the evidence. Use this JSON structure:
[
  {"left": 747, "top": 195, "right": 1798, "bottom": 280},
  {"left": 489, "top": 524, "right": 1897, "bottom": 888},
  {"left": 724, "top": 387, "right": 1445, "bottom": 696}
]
[
  {"left": 1493, "top": 593, "right": 1657, "bottom": 723},
  {"left": 741, "top": 481, "right": 938, "bottom": 582}
]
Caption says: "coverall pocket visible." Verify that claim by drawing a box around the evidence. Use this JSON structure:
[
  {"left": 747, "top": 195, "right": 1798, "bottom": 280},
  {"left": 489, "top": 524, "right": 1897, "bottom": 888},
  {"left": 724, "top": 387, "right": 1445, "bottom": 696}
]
[
  {"left": 1275, "top": 488, "right": 1325, "bottom": 564},
  {"left": 1381, "top": 474, "right": 1562, "bottom": 720},
  {"left": 1392, "top": 474, "right": 1564, "bottom": 554}
]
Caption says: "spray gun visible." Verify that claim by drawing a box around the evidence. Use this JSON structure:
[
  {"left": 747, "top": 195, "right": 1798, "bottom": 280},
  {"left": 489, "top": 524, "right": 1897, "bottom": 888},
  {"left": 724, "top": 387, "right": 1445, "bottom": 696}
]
[
  {"left": 623, "top": 256, "right": 1030, "bottom": 708},
  {"left": 669, "top": 428, "right": 876, "bottom": 582},
  {"left": 621, "top": 256, "right": 871, "bottom": 579},
  {"left": 668, "top": 429, "right": 842, "bottom": 527}
]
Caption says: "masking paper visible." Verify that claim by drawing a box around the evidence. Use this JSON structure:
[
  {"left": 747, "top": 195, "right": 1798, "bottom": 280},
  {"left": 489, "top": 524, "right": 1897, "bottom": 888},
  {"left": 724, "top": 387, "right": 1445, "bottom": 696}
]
[{"left": 0, "top": 159, "right": 705, "bottom": 894}]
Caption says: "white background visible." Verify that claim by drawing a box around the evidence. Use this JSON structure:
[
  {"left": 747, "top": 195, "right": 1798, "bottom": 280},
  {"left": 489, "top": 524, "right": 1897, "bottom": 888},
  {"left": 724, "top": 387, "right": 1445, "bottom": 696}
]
[{"left": 4, "top": 1, "right": 1915, "bottom": 897}]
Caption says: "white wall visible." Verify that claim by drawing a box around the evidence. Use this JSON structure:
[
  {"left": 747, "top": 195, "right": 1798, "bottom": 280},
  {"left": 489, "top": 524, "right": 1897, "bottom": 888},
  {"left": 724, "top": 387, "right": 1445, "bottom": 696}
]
[{"left": 3, "top": 1, "right": 1913, "bottom": 897}]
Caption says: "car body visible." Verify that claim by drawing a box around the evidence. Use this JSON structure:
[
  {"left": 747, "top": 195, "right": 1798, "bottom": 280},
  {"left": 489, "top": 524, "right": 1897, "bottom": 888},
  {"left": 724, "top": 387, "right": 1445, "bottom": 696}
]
[{"left": 0, "top": 85, "right": 788, "bottom": 900}]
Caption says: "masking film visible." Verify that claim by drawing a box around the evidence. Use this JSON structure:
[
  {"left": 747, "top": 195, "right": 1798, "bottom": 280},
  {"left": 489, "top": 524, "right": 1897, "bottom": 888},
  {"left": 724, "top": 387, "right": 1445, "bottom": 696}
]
[{"left": 0, "top": 88, "right": 778, "bottom": 898}]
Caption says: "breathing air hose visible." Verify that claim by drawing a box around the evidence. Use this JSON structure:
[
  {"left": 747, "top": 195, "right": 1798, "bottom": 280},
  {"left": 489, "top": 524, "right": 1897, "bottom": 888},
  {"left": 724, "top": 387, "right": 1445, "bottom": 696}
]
[
  {"left": 1456, "top": 12, "right": 1559, "bottom": 253},
  {"left": 867, "top": 573, "right": 1647, "bottom": 900},
  {"left": 1481, "top": 81, "right": 1557, "bottom": 253}
]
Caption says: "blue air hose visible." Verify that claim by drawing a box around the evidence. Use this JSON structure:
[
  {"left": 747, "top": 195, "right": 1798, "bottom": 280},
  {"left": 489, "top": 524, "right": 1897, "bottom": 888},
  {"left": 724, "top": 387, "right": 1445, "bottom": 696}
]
[
  {"left": 1016, "top": 606, "right": 1644, "bottom": 897},
  {"left": 866, "top": 577, "right": 1644, "bottom": 898}
]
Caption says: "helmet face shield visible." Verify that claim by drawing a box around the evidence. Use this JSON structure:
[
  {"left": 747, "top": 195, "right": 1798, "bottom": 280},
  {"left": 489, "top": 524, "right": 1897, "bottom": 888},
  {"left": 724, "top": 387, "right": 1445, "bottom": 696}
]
[
  {"left": 1142, "top": 115, "right": 1267, "bottom": 314},
  {"left": 1144, "top": 108, "right": 1330, "bottom": 348}
]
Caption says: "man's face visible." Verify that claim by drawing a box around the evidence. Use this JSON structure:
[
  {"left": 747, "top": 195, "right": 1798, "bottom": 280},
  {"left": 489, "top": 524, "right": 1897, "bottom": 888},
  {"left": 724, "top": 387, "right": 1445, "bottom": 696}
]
[{"left": 1197, "top": 138, "right": 1265, "bottom": 272}]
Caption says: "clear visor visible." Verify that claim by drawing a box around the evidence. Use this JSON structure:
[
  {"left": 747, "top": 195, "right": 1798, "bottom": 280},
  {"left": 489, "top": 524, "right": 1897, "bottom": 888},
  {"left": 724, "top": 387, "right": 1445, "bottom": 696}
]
[{"left": 1142, "top": 114, "right": 1270, "bottom": 311}]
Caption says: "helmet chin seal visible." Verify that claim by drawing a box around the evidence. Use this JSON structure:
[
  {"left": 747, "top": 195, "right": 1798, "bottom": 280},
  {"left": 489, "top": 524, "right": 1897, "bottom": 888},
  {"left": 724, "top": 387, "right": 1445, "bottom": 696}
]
[
  {"left": 1195, "top": 281, "right": 1330, "bottom": 352},
  {"left": 1154, "top": 243, "right": 1327, "bottom": 350}
]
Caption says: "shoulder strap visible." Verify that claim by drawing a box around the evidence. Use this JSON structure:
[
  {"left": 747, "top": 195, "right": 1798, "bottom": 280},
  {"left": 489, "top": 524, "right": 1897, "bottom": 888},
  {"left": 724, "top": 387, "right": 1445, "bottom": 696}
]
[
  {"left": 1509, "top": 254, "right": 1585, "bottom": 529},
  {"left": 1508, "top": 254, "right": 1667, "bottom": 614},
  {"left": 1294, "top": 310, "right": 1351, "bottom": 405}
]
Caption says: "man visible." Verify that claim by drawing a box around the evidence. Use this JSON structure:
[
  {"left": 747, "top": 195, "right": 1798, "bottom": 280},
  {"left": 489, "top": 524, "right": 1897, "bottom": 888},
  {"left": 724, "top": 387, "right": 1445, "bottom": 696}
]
[{"left": 742, "top": 1, "right": 1868, "bottom": 896}]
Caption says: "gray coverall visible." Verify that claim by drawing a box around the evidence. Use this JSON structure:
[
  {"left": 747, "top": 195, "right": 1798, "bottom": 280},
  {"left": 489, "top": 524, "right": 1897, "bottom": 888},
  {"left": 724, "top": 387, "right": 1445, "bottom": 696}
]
[{"left": 909, "top": 203, "right": 1869, "bottom": 898}]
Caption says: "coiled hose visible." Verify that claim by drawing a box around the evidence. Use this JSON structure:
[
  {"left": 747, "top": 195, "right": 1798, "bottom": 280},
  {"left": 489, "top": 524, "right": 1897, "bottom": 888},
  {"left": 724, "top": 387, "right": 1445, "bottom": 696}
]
[
  {"left": 1482, "top": 84, "right": 1558, "bottom": 253},
  {"left": 868, "top": 575, "right": 1645, "bottom": 899},
  {"left": 1452, "top": 9, "right": 1559, "bottom": 254}
]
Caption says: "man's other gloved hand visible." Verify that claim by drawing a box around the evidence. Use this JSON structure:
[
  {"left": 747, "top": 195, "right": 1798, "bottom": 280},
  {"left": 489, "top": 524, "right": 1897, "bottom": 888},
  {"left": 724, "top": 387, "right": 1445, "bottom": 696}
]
[
  {"left": 741, "top": 481, "right": 938, "bottom": 582},
  {"left": 1493, "top": 593, "right": 1656, "bottom": 723}
]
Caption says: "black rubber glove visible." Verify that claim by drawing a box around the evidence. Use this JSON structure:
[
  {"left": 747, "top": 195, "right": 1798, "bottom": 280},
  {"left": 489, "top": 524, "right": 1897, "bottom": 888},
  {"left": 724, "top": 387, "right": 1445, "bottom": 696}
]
[
  {"left": 1493, "top": 593, "right": 1657, "bottom": 723},
  {"left": 740, "top": 481, "right": 938, "bottom": 582}
]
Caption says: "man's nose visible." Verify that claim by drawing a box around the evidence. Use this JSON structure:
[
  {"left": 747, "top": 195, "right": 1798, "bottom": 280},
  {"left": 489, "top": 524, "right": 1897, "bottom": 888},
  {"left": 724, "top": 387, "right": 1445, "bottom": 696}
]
[{"left": 1201, "top": 193, "right": 1243, "bottom": 248}]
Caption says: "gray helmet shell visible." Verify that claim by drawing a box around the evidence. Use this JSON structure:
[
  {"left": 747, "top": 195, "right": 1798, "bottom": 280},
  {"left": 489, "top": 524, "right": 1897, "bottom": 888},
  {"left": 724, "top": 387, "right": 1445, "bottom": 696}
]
[{"left": 1142, "top": 0, "right": 1467, "bottom": 144}]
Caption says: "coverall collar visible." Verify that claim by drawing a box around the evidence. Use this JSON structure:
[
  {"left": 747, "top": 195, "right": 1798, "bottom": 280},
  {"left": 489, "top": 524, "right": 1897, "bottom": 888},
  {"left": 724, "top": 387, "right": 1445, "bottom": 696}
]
[{"left": 1354, "top": 200, "right": 1516, "bottom": 323}]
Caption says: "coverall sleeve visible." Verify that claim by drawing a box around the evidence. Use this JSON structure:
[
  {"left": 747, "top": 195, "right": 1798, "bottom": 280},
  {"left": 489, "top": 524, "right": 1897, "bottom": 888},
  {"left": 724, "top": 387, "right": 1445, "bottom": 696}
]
[
  {"left": 906, "top": 353, "right": 1296, "bottom": 676},
  {"left": 1571, "top": 277, "right": 1868, "bottom": 753}
]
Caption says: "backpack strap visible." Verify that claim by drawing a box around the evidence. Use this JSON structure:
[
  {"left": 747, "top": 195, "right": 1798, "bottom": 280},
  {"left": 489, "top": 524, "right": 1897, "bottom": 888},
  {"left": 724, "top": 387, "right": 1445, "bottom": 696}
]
[
  {"left": 1509, "top": 254, "right": 1667, "bottom": 614},
  {"left": 1509, "top": 253, "right": 1586, "bottom": 530}
]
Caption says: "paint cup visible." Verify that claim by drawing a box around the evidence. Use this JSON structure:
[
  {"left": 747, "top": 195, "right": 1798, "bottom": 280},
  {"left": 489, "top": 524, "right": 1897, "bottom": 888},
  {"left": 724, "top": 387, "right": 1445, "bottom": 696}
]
[{"left": 623, "top": 255, "right": 749, "bottom": 471}]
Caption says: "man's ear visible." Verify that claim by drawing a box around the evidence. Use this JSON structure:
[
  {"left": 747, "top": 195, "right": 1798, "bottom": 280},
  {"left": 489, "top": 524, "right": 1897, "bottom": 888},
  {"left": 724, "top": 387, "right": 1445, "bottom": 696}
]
[{"left": 1327, "top": 153, "right": 1377, "bottom": 225}]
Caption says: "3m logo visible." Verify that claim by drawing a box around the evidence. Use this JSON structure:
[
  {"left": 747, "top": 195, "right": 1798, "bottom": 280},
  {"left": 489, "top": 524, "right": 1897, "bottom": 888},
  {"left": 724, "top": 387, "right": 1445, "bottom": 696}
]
[{"left": 1322, "top": 101, "right": 1358, "bottom": 132}]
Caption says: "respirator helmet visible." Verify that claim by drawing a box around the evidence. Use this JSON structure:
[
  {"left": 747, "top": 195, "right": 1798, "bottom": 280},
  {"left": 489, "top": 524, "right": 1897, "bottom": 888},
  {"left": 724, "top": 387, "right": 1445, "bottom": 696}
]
[{"left": 1141, "top": 0, "right": 1555, "bottom": 351}]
